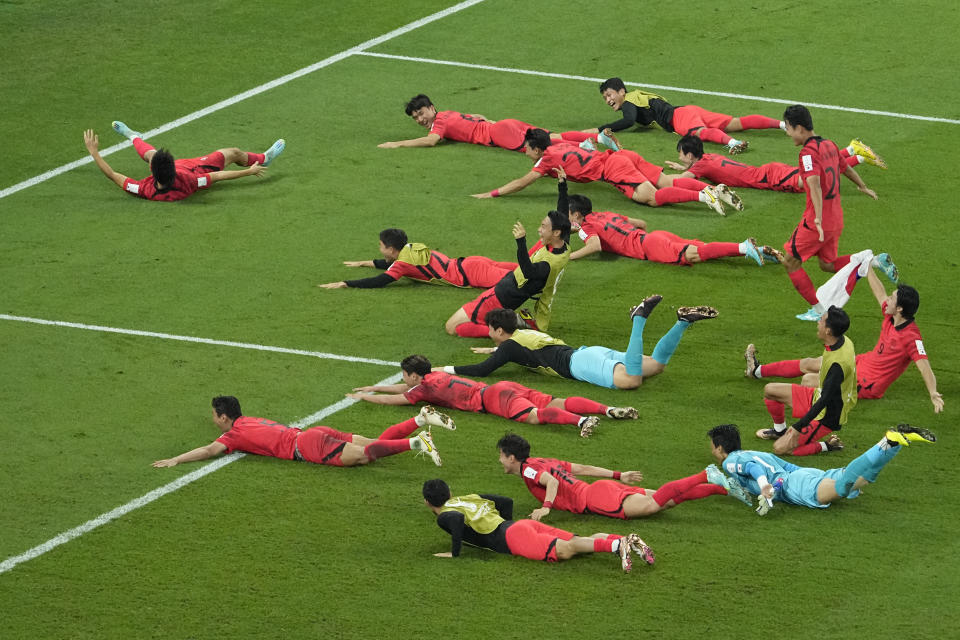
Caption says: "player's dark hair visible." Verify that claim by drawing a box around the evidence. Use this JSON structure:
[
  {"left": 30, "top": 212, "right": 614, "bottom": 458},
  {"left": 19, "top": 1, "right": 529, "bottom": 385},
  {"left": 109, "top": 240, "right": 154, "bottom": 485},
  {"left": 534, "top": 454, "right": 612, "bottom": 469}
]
[
  {"left": 212, "top": 396, "right": 242, "bottom": 420},
  {"left": 895, "top": 284, "right": 920, "bottom": 319},
  {"left": 379, "top": 228, "right": 408, "bottom": 251},
  {"left": 497, "top": 433, "right": 530, "bottom": 462},
  {"left": 677, "top": 134, "right": 705, "bottom": 159},
  {"left": 523, "top": 128, "right": 552, "bottom": 152},
  {"left": 150, "top": 148, "right": 177, "bottom": 187},
  {"left": 422, "top": 478, "right": 451, "bottom": 507},
  {"left": 599, "top": 77, "right": 627, "bottom": 93},
  {"left": 404, "top": 94, "right": 434, "bottom": 116},
  {"left": 783, "top": 105, "right": 813, "bottom": 131},
  {"left": 707, "top": 424, "right": 742, "bottom": 453},
  {"left": 547, "top": 210, "right": 572, "bottom": 244},
  {"left": 824, "top": 305, "right": 850, "bottom": 338},
  {"left": 401, "top": 354, "right": 432, "bottom": 377},
  {"left": 567, "top": 194, "right": 593, "bottom": 216},
  {"left": 485, "top": 308, "right": 519, "bottom": 333}
]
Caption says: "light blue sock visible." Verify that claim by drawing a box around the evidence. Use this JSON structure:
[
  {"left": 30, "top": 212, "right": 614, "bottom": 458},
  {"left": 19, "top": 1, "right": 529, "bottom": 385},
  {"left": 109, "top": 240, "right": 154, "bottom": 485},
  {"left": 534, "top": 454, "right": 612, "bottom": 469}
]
[
  {"left": 836, "top": 442, "right": 901, "bottom": 497},
  {"left": 651, "top": 321, "right": 690, "bottom": 365},
  {"left": 624, "top": 315, "right": 647, "bottom": 376}
]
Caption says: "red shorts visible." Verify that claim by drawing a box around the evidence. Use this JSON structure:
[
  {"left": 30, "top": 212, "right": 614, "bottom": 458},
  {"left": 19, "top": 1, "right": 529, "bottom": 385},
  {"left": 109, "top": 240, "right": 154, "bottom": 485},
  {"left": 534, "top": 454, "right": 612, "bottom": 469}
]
[
  {"left": 489, "top": 119, "right": 534, "bottom": 152},
  {"left": 790, "top": 385, "right": 834, "bottom": 442},
  {"left": 640, "top": 230, "right": 694, "bottom": 265},
  {"left": 295, "top": 429, "right": 348, "bottom": 467},
  {"left": 785, "top": 219, "right": 842, "bottom": 263},
  {"left": 671, "top": 105, "right": 733, "bottom": 136},
  {"left": 602, "top": 150, "right": 660, "bottom": 198},
  {"left": 177, "top": 151, "right": 226, "bottom": 174},
  {"left": 458, "top": 256, "right": 516, "bottom": 289},
  {"left": 504, "top": 519, "right": 575, "bottom": 562},
  {"left": 483, "top": 380, "right": 554, "bottom": 421},
  {"left": 461, "top": 287, "right": 504, "bottom": 324},
  {"left": 584, "top": 480, "right": 647, "bottom": 519}
]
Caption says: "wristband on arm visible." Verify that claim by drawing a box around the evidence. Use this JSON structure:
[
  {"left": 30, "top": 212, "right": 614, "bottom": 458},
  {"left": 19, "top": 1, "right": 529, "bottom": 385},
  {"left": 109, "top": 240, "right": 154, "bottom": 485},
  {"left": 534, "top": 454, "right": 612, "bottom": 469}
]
[
  {"left": 613, "top": 471, "right": 621, "bottom": 480},
  {"left": 542, "top": 501, "right": 553, "bottom": 510}
]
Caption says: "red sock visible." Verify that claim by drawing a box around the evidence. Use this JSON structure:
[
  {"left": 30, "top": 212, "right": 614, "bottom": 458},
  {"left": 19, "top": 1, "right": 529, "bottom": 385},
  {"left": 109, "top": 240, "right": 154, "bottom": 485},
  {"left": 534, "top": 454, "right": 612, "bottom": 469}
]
[
  {"left": 697, "top": 241, "right": 741, "bottom": 261},
  {"left": 697, "top": 127, "right": 732, "bottom": 145},
  {"left": 455, "top": 323, "right": 491, "bottom": 338},
  {"left": 563, "top": 397, "right": 607, "bottom": 415},
  {"left": 761, "top": 360, "right": 804, "bottom": 378},
  {"left": 495, "top": 261, "right": 519, "bottom": 269},
  {"left": 738, "top": 115, "right": 781, "bottom": 129},
  {"left": 764, "top": 399, "right": 786, "bottom": 423},
  {"left": 594, "top": 538, "right": 615, "bottom": 553},
  {"left": 243, "top": 151, "right": 265, "bottom": 166},
  {"left": 672, "top": 177, "right": 709, "bottom": 191},
  {"left": 832, "top": 254, "right": 851, "bottom": 271},
  {"left": 787, "top": 269, "right": 819, "bottom": 305},
  {"left": 672, "top": 484, "right": 726, "bottom": 504},
  {"left": 311, "top": 426, "right": 354, "bottom": 442},
  {"left": 791, "top": 442, "right": 825, "bottom": 456},
  {"left": 363, "top": 438, "right": 411, "bottom": 461},
  {"left": 654, "top": 187, "right": 700, "bottom": 205},
  {"left": 844, "top": 155, "right": 862, "bottom": 167},
  {"left": 536, "top": 407, "right": 581, "bottom": 426},
  {"left": 652, "top": 470, "right": 708, "bottom": 506},
  {"left": 559, "top": 131, "right": 595, "bottom": 143},
  {"left": 133, "top": 137, "right": 154, "bottom": 161},
  {"left": 377, "top": 417, "right": 419, "bottom": 440}
]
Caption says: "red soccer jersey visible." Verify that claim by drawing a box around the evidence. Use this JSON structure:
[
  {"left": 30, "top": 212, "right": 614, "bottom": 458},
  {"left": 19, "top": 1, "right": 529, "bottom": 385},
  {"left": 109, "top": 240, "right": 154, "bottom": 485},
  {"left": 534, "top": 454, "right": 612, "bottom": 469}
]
[
  {"left": 532, "top": 143, "right": 606, "bottom": 182},
  {"left": 690, "top": 154, "right": 802, "bottom": 192},
  {"left": 578, "top": 212, "right": 646, "bottom": 258},
  {"left": 855, "top": 301, "right": 928, "bottom": 398},
  {"left": 798, "top": 137, "right": 845, "bottom": 230},
  {"left": 403, "top": 371, "right": 488, "bottom": 412},
  {"left": 122, "top": 170, "right": 212, "bottom": 202},
  {"left": 384, "top": 246, "right": 461, "bottom": 285},
  {"left": 429, "top": 111, "right": 493, "bottom": 145},
  {"left": 215, "top": 416, "right": 298, "bottom": 459},
  {"left": 520, "top": 458, "right": 589, "bottom": 513}
]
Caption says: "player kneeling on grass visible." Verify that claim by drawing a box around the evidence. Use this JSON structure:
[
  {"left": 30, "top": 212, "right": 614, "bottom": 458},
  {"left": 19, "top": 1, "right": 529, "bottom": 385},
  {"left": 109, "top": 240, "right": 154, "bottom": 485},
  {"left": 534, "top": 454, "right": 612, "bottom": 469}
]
[
  {"left": 707, "top": 423, "right": 936, "bottom": 516},
  {"left": 422, "top": 479, "right": 654, "bottom": 572},
  {"left": 348, "top": 354, "right": 638, "bottom": 438},
  {"left": 152, "top": 396, "right": 451, "bottom": 469}
]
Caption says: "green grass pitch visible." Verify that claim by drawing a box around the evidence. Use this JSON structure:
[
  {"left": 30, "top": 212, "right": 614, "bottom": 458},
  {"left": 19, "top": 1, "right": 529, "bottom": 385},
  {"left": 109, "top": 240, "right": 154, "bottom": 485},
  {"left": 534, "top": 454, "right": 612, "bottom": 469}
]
[{"left": 1, "top": 1, "right": 958, "bottom": 638}]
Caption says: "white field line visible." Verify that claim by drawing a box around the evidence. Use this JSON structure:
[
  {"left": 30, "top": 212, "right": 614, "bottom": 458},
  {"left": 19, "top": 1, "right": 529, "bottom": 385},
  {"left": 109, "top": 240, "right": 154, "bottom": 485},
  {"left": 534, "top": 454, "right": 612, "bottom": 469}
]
[
  {"left": 0, "top": 371, "right": 403, "bottom": 576},
  {"left": 357, "top": 51, "right": 960, "bottom": 126},
  {"left": 0, "top": 314, "right": 400, "bottom": 367},
  {"left": 0, "top": 0, "right": 488, "bottom": 201}
]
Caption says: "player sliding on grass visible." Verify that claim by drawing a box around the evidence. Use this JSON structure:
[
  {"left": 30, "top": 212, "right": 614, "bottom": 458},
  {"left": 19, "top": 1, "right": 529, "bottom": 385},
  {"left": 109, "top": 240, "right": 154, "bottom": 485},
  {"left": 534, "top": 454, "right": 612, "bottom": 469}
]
[
  {"left": 422, "top": 479, "right": 654, "bottom": 572},
  {"left": 496, "top": 433, "right": 751, "bottom": 523},
  {"left": 707, "top": 423, "right": 937, "bottom": 515},
  {"left": 152, "top": 395, "right": 449, "bottom": 469},
  {"left": 444, "top": 297, "right": 716, "bottom": 390},
  {"left": 83, "top": 122, "right": 285, "bottom": 202},
  {"left": 318, "top": 228, "right": 517, "bottom": 290},
  {"left": 348, "top": 354, "right": 638, "bottom": 438}
]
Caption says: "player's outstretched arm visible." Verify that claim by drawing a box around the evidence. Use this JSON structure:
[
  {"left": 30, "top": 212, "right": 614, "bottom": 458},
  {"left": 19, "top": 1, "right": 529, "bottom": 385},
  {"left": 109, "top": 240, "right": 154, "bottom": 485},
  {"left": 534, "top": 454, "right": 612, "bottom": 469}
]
[
  {"left": 207, "top": 164, "right": 266, "bottom": 183},
  {"left": 914, "top": 359, "right": 944, "bottom": 413},
  {"left": 842, "top": 165, "right": 878, "bottom": 200},
  {"left": 528, "top": 473, "right": 560, "bottom": 521},
  {"left": 345, "top": 392, "right": 412, "bottom": 405},
  {"left": 343, "top": 260, "right": 377, "bottom": 268},
  {"left": 378, "top": 133, "right": 442, "bottom": 148},
  {"left": 569, "top": 463, "right": 642, "bottom": 484},
  {"left": 83, "top": 130, "right": 128, "bottom": 188},
  {"left": 865, "top": 267, "right": 888, "bottom": 305},
  {"left": 472, "top": 170, "right": 542, "bottom": 198},
  {"left": 570, "top": 236, "right": 602, "bottom": 260},
  {"left": 317, "top": 281, "right": 348, "bottom": 289},
  {"left": 152, "top": 441, "right": 227, "bottom": 468},
  {"left": 353, "top": 383, "right": 410, "bottom": 393}
]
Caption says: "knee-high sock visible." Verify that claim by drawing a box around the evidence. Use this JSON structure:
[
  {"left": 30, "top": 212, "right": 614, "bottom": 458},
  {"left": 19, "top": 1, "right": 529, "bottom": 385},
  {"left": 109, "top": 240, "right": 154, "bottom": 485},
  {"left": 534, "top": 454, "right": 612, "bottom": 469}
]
[
  {"left": 624, "top": 315, "right": 647, "bottom": 375},
  {"left": 650, "top": 321, "right": 690, "bottom": 365},
  {"left": 563, "top": 397, "right": 607, "bottom": 415},
  {"left": 791, "top": 442, "right": 826, "bottom": 456},
  {"left": 593, "top": 537, "right": 615, "bottom": 553},
  {"left": 697, "top": 127, "right": 732, "bottom": 145},
  {"left": 133, "top": 137, "right": 155, "bottom": 161},
  {"left": 672, "top": 177, "right": 709, "bottom": 191},
  {"left": 312, "top": 426, "right": 354, "bottom": 442},
  {"left": 652, "top": 470, "right": 708, "bottom": 506},
  {"left": 654, "top": 187, "right": 700, "bottom": 205},
  {"left": 243, "top": 151, "right": 266, "bottom": 166},
  {"left": 673, "top": 483, "right": 727, "bottom": 503},
  {"left": 760, "top": 360, "right": 804, "bottom": 378},
  {"left": 739, "top": 115, "right": 781, "bottom": 129},
  {"left": 363, "top": 438, "right": 411, "bottom": 460},
  {"left": 764, "top": 399, "right": 786, "bottom": 423},
  {"left": 697, "top": 241, "right": 741, "bottom": 261},
  {"left": 536, "top": 407, "right": 581, "bottom": 426},
  {"left": 788, "top": 268, "right": 819, "bottom": 305},
  {"left": 377, "top": 417, "right": 419, "bottom": 440},
  {"left": 836, "top": 442, "right": 901, "bottom": 497},
  {"left": 455, "top": 322, "right": 490, "bottom": 338},
  {"left": 559, "top": 131, "right": 595, "bottom": 143}
]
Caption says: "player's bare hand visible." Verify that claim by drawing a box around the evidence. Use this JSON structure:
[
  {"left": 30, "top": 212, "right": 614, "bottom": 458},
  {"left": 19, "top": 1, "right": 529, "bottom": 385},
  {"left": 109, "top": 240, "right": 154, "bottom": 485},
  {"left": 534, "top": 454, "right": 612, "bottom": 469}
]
[
  {"left": 512, "top": 221, "right": 526, "bottom": 239},
  {"left": 378, "top": 141, "right": 400, "bottom": 149},
  {"left": 555, "top": 166, "right": 566, "bottom": 182},
  {"left": 859, "top": 185, "right": 878, "bottom": 200},
  {"left": 83, "top": 129, "right": 99, "bottom": 153},
  {"left": 247, "top": 162, "right": 266, "bottom": 178},
  {"left": 528, "top": 507, "right": 550, "bottom": 521},
  {"left": 433, "top": 552, "right": 453, "bottom": 558},
  {"left": 317, "top": 281, "right": 348, "bottom": 289},
  {"left": 345, "top": 393, "right": 367, "bottom": 401},
  {"left": 620, "top": 470, "right": 644, "bottom": 484},
  {"left": 932, "top": 393, "right": 944, "bottom": 413},
  {"left": 815, "top": 222, "right": 824, "bottom": 242},
  {"left": 664, "top": 160, "right": 686, "bottom": 171},
  {"left": 343, "top": 261, "right": 372, "bottom": 268},
  {"left": 152, "top": 459, "right": 177, "bottom": 468},
  {"left": 471, "top": 192, "right": 494, "bottom": 199},
  {"left": 470, "top": 347, "right": 496, "bottom": 354},
  {"left": 352, "top": 386, "right": 380, "bottom": 392}
]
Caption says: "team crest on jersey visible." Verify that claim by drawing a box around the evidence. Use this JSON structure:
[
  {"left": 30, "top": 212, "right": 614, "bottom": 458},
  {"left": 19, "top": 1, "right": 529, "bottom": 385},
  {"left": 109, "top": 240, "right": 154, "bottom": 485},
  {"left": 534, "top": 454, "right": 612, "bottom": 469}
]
[
  {"left": 801, "top": 154, "right": 813, "bottom": 172},
  {"left": 916, "top": 340, "right": 926, "bottom": 355}
]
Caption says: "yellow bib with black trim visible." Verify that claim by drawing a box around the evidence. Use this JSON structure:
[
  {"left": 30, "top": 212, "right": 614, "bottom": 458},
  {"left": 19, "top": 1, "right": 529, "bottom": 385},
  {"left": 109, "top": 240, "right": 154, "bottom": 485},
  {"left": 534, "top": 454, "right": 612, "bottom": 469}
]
[
  {"left": 813, "top": 336, "right": 857, "bottom": 425},
  {"left": 440, "top": 495, "right": 505, "bottom": 534}
]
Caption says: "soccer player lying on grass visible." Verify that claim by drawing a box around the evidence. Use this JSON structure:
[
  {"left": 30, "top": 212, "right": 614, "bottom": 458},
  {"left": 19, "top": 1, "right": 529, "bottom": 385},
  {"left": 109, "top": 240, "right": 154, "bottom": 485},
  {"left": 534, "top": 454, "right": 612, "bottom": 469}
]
[
  {"left": 422, "top": 479, "right": 654, "bottom": 572},
  {"left": 348, "top": 354, "right": 638, "bottom": 438},
  {"left": 318, "top": 228, "right": 517, "bottom": 290},
  {"left": 746, "top": 272, "right": 943, "bottom": 414},
  {"left": 585, "top": 77, "right": 784, "bottom": 154},
  {"left": 496, "top": 433, "right": 751, "bottom": 523},
  {"left": 472, "top": 128, "right": 736, "bottom": 215},
  {"left": 666, "top": 134, "right": 883, "bottom": 195},
  {"left": 445, "top": 213, "right": 569, "bottom": 337},
  {"left": 378, "top": 93, "right": 606, "bottom": 151},
  {"left": 751, "top": 306, "right": 857, "bottom": 456},
  {"left": 83, "top": 122, "right": 284, "bottom": 202},
  {"left": 152, "top": 395, "right": 451, "bottom": 469},
  {"left": 443, "top": 297, "right": 716, "bottom": 391},
  {"left": 707, "top": 422, "right": 936, "bottom": 516}
]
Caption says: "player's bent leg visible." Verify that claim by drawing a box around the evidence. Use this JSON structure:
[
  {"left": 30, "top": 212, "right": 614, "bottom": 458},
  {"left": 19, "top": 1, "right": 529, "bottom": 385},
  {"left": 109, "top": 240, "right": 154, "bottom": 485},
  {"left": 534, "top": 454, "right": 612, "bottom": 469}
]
[
  {"left": 621, "top": 493, "right": 663, "bottom": 518},
  {"left": 338, "top": 442, "right": 372, "bottom": 466},
  {"left": 684, "top": 245, "right": 702, "bottom": 263},
  {"left": 217, "top": 148, "right": 246, "bottom": 166},
  {"left": 763, "top": 382, "right": 793, "bottom": 403},
  {"left": 630, "top": 182, "right": 659, "bottom": 206},
  {"left": 818, "top": 256, "right": 839, "bottom": 273},
  {"left": 640, "top": 354, "right": 665, "bottom": 378},
  {"left": 800, "top": 372, "right": 819, "bottom": 387},
  {"left": 772, "top": 429, "right": 800, "bottom": 455},
  {"left": 611, "top": 363, "right": 643, "bottom": 390},
  {"left": 444, "top": 308, "right": 470, "bottom": 335},
  {"left": 799, "top": 356, "right": 822, "bottom": 374}
]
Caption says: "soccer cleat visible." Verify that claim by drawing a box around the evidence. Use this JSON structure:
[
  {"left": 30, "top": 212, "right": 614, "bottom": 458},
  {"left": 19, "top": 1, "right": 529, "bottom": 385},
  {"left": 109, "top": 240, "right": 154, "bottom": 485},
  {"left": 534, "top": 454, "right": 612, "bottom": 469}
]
[
  {"left": 618, "top": 536, "right": 633, "bottom": 573},
  {"left": 761, "top": 245, "right": 784, "bottom": 264},
  {"left": 743, "top": 237, "right": 764, "bottom": 266},
  {"left": 704, "top": 463, "right": 730, "bottom": 489},
  {"left": 629, "top": 294, "right": 662, "bottom": 320},
  {"left": 415, "top": 430, "right": 442, "bottom": 466},
  {"left": 627, "top": 533, "right": 656, "bottom": 566},
  {"left": 111, "top": 120, "right": 141, "bottom": 140},
  {"left": 724, "top": 475, "right": 754, "bottom": 506},
  {"left": 701, "top": 186, "right": 726, "bottom": 216},
  {"left": 849, "top": 138, "right": 887, "bottom": 169},
  {"left": 419, "top": 405, "right": 456, "bottom": 431},
  {"left": 756, "top": 427, "right": 784, "bottom": 440},
  {"left": 677, "top": 306, "right": 718, "bottom": 323},
  {"left": 705, "top": 463, "right": 751, "bottom": 505},
  {"left": 579, "top": 416, "right": 599, "bottom": 438},
  {"left": 873, "top": 252, "right": 900, "bottom": 283},
  {"left": 885, "top": 423, "right": 937, "bottom": 447},
  {"left": 795, "top": 307, "right": 822, "bottom": 322},
  {"left": 607, "top": 406, "right": 639, "bottom": 420},
  {"left": 579, "top": 138, "right": 597, "bottom": 152},
  {"left": 598, "top": 128, "right": 621, "bottom": 151},
  {"left": 715, "top": 184, "right": 745, "bottom": 212},
  {"left": 262, "top": 139, "right": 286, "bottom": 166},
  {"left": 744, "top": 343, "right": 760, "bottom": 378},
  {"left": 728, "top": 140, "right": 749, "bottom": 155},
  {"left": 515, "top": 308, "right": 539, "bottom": 330},
  {"left": 756, "top": 494, "right": 774, "bottom": 516},
  {"left": 825, "top": 434, "right": 845, "bottom": 451}
]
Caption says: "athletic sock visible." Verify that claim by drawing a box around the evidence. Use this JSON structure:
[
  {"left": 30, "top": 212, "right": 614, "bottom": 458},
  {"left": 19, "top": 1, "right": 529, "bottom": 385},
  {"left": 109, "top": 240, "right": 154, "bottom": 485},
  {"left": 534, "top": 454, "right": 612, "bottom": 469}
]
[
  {"left": 597, "top": 537, "right": 616, "bottom": 553},
  {"left": 760, "top": 360, "right": 804, "bottom": 378},
  {"left": 672, "top": 177, "right": 709, "bottom": 191},
  {"left": 698, "top": 127, "right": 731, "bottom": 145},
  {"left": 244, "top": 151, "right": 266, "bottom": 166},
  {"left": 654, "top": 186, "right": 700, "bottom": 205},
  {"left": 836, "top": 441, "right": 901, "bottom": 496},
  {"left": 564, "top": 397, "right": 608, "bottom": 415},
  {"left": 673, "top": 483, "right": 727, "bottom": 503},
  {"left": 652, "top": 470, "right": 708, "bottom": 506},
  {"left": 788, "top": 269, "right": 819, "bottom": 305},
  {"left": 739, "top": 115, "right": 781, "bottom": 129},
  {"left": 363, "top": 438, "right": 411, "bottom": 460},
  {"left": 133, "top": 137, "right": 154, "bottom": 160},
  {"left": 537, "top": 407, "right": 581, "bottom": 426},
  {"left": 832, "top": 254, "right": 852, "bottom": 271},
  {"left": 377, "top": 417, "right": 420, "bottom": 440},
  {"left": 312, "top": 426, "right": 354, "bottom": 442},
  {"left": 791, "top": 442, "right": 826, "bottom": 456},
  {"left": 624, "top": 315, "right": 647, "bottom": 375},
  {"left": 697, "top": 241, "right": 741, "bottom": 261},
  {"left": 559, "top": 131, "right": 595, "bottom": 143},
  {"left": 650, "top": 321, "right": 690, "bottom": 365},
  {"left": 847, "top": 155, "right": 863, "bottom": 167},
  {"left": 455, "top": 322, "right": 491, "bottom": 338},
  {"left": 764, "top": 399, "right": 786, "bottom": 424}
]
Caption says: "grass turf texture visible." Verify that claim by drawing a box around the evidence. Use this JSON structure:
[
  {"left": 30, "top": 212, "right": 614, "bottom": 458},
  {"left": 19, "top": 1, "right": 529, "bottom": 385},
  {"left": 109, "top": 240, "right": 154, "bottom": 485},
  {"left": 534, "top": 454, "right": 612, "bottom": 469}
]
[{"left": 1, "top": 0, "right": 958, "bottom": 638}]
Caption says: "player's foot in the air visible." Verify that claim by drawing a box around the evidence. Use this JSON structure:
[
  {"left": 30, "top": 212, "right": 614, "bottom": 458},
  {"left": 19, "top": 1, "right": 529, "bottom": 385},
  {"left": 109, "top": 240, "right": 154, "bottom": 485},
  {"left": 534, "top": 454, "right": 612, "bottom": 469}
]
[
  {"left": 630, "top": 295, "right": 662, "bottom": 319},
  {"left": 606, "top": 406, "right": 639, "bottom": 420},
  {"left": 414, "top": 430, "right": 442, "bottom": 466},
  {"left": 419, "top": 405, "right": 456, "bottom": 431},
  {"left": 112, "top": 121, "right": 141, "bottom": 140},
  {"left": 627, "top": 533, "right": 656, "bottom": 566},
  {"left": 515, "top": 308, "right": 539, "bottom": 330},
  {"left": 742, "top": 237, "right": 764, "bottom": 266},
  {"left": 677, "top": 306, "right": 718, "bottom": 323},
  {"left": 849, "top": 138, "right": 887, "bottom": 169},
  {"left": 873, "top": 252, "right": 900, "bottom": 283},
  {"left": 701, "top": 186, "right": 726, "bottom": 216},
  {"left": 579, "top": 138, "right": 597, "bottom": 152},
  {"left": 263, "top": 139, "right": 286, "bottom": 166},
  {"left": 618, "top": 536, "right": 633, "bottom": 573},
  {"left": 715, "top": 184, "right": 745, "bottom": 211},
  {"left": 579, "top": 416, "right": 599, "bottom": 438},
  {"left": 795, "top": 307, "right": 822, "bottom": 322},
  {"left": 761, "top": 245, "right": 784, "bottom": 264},
  {"left": 744, "top": 343, "right": 761, "bottom": 378},
  {"left": 825, "top": 434, "right": 845, "bottom": 451},
  {"left": 755, "top": 427, "right": 783, "bottom": 440},
  {"left": 885, "top": 423, "right": 937, "bottom": 447},
  {"left": 706, "top": 465, "right": 753, "bottom": 506},
  {"left": 598, "top": 128, "right": 621, "bottom": 151},
  {"left": 728, "top": 140, "right": 749, "bottom": 155}
]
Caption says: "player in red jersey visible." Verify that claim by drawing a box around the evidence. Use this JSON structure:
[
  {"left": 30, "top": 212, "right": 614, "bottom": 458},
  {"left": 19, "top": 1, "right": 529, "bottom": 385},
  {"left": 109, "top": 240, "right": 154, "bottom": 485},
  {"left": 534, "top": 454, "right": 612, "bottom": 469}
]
[
  {"left": 471, "top": 129, "right": 735, "bottom": 215},
  {"left": 151, "top": 396, "right": 452, "bottom": 469},
  {"left": 378, "top": 94, "right": 603, "bottom": 151},
  {"left": 83, "top": 122, "right": 284, "bottom": 202},
  {"left": 667, "top": 135, "right": 882, "bottom": 195},
  {"left": 496, "top": 433, "right": 752, "bottom": 521},
  {"left": 318, "top": 228, "right": 517, "bottom": 289},
  {"left": 347, "top": 354, "right": 639, "bottom": 438},
  {"left": 745, "top": 270, "right": 943, "bottom": 413}
]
